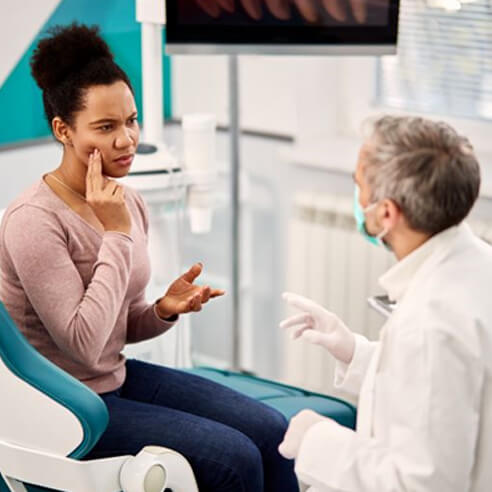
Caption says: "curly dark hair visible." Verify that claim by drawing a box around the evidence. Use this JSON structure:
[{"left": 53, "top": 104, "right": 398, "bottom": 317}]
[{"left": 30, "top": 22, "right": 134, "bottom": 129}]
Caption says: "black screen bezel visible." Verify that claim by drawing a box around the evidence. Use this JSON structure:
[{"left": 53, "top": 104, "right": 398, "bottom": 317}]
[{"left": 165, "top": 1, "right": 400, "bottom": 46}]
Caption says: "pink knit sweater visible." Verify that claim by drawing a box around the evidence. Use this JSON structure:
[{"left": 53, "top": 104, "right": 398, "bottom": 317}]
[{"left": 0, "top": 176, "right": 176, "bottom": 393}]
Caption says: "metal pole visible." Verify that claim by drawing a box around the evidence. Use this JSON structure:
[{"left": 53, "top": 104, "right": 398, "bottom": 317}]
[{"left": 229, "top": 55, "right": 241, "bottom": 372}]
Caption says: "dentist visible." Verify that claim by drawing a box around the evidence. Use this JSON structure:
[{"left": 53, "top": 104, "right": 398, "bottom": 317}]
[{"left": 279, "top": 115, "right": 492, "bottom": 491}]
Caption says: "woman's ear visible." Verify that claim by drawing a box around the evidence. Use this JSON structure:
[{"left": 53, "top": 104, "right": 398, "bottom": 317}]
[{"left": 52, "top": 117, "right": 73, "bottom": 147}]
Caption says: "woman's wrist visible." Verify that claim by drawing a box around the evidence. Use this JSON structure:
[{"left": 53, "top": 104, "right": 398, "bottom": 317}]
[{"left": 154, "top": 299, "right": 177, "bottom": 321}]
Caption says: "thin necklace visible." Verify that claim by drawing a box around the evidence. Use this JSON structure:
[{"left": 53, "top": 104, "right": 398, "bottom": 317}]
[{"left": 48, "top": 173, "right": 87, "bottom": 202}]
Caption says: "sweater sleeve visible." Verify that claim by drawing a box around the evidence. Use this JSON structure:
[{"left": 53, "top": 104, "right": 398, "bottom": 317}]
[
  {"left": 126, "top": 293, "right": 177, "bottom": 343},
  {"left": 3, "top": 205, "right": 133, "bottom": 368},
  {"left": 125, "top": 187, "right": 178, "bottom": 343}
]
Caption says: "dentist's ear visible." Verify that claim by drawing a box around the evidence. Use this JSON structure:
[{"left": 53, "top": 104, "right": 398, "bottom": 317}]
[{"left": 379, "top": 199, "right": 402, "bottom": 231}]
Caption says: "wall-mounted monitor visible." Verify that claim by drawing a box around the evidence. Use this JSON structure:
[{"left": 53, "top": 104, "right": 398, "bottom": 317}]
[{"left": 165, "top": 0, "right": 400, "bottom": 55}]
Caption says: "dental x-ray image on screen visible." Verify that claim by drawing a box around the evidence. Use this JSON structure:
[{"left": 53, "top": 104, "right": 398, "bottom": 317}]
[{"left": 165, "top": 0, "right": 400, "bottom": 55}]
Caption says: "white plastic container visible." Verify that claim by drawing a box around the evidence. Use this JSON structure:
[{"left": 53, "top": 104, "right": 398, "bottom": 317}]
[
  {"left": 182, "top": 113, "right": 217, "bottom": 173},
  {"left": 182, "top": 113, "right": 217, "bottom": 233}
]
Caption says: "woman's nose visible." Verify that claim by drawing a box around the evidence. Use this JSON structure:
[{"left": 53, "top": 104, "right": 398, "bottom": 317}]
[{"left": 115, "top": 128, "right": 136, "bottom": 148}]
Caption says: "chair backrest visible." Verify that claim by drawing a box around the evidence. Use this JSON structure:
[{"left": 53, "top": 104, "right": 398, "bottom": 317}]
[{"left": 0, "top": 301, "right": 108, "bottom": 460}]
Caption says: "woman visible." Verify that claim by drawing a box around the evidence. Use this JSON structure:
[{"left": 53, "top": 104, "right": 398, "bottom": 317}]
[{"left": 0, "top": 23, "right": 299, "bottom": 492}]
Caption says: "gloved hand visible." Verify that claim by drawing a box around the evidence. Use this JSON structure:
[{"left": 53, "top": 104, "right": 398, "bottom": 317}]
[
  {"left": 278, "top": 409, "right": 330, "bottom": 460},
  {"left": 280, "top": 292, "right": 356, "bottom": 364}
]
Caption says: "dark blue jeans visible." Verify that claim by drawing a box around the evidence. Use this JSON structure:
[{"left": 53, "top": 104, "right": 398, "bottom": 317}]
[{"left": 84, "top": 359, "right": 299, "bottom": 492}]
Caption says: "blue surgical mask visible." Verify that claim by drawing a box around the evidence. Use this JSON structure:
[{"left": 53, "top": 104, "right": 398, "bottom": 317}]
[{"left": 353, "top": 185, "right": 388, "bottom": 247}]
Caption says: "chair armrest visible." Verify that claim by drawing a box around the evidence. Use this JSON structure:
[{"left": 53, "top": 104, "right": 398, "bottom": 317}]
[
  {"left": 0, "top": 439, "right": 128, "bottom": 492},
  {"left": 0, "top": 440, "right": 198, "bottom": 492}
]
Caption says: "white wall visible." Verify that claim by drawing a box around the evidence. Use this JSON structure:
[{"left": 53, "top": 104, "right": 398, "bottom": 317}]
[
  {"left": 0, "top": 0, "right": 61, "bottom": 87},
  {"left": 172, "top": 55, "right": 341, "bottom": 141},
  {"left": 172, "top": 53, "right": 492, "bottom": 194}
]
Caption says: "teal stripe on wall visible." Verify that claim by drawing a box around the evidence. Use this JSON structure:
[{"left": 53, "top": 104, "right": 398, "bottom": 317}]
[{"left": 0, "top": 0, "right": 172, "bottom": 147}]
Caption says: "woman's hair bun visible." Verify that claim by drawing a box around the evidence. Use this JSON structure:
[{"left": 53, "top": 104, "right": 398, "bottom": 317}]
[{"left": 30, "top": 23, "right": 114, "bottom": 91}]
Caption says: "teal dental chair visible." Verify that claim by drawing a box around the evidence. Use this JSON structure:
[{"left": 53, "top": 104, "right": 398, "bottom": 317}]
[
  {"left": 0, "top": 297, "right": 356, "bottom": 492},
  {"left": 0, "top": 301, "right": 198, "bottom": 492},
  {"left": 185, "top": 367, "right": 356, "bottom": 429}
]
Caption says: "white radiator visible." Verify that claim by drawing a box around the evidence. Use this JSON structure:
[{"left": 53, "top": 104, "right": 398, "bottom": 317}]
[
  {"left": 282, "top": 191, "right": 395, "bottom": 404},
  {"left": 281, "top": 191, "right": 492, "bottom": 404}
]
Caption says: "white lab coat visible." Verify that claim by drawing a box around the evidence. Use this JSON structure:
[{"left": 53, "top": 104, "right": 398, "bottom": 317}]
[{"left": 295, "top": 223, "right": 492, "bottom": 492}]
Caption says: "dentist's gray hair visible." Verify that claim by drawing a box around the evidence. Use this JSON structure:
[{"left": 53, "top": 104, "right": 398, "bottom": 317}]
[{"left": 363, "top": 115, "right": 481, "bottom": 235}]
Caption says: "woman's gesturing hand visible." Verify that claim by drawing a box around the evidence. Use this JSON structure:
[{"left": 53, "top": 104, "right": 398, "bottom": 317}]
[{"left": 155, "top": 263, "right": 225, "bottom": 319}]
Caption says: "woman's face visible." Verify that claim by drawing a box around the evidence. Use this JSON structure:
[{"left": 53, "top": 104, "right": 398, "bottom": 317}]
[{"left": 67, "top": 80, "right": 140, "bottom": 178}]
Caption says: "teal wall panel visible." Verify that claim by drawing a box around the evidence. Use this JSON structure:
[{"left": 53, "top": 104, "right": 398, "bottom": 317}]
[{"left": 0, "top": 0, "right": 172, "bottom": 147}]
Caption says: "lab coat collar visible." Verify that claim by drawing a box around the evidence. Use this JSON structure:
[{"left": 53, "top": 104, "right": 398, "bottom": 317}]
[{"left": 379, "top": 222, "right": 471, "bottom": 303}]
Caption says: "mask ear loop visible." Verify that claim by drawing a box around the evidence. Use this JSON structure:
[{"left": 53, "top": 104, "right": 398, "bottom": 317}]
[
  {"left": 363, "top": 202, "right": 389, "bottom": 243},
  {"left": 376, "top": 227, "right": 389, "bottom": 241}
]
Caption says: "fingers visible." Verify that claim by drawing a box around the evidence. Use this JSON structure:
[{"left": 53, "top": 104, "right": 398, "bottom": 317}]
[
  {"left": 278, "top": 436, "right": 298, "bottom": 460},
  {"left": 216, "top": 0, "right": 235, "bottom": 13},
  {"left": 282, "top": 292, "right": 319, "bottom": 314},
  {"left": 200, "top": 285, "right": 225, "bottom": 304},
  {"left": 86, "top": 149, "right": 104, "bottom": 196},
  {"left": 279, "top": 313, "right": 312, "bottom": 330},
  {"left": 265, "top": 0, "right": 291, "bottom": 20},
  {"left": 301, "top": 329, "right": 326, "bottom": 345},
  {"left": 278, "top": 417, "right": 304, "bottom": 459},
  {"left": 86, "top": 152, "right": 94, "bottom": 196},
  {"left": 240, "top": 0, "right": 262, "bottom": 19},
  {"left": 178, "top": 293, "right": 203, "bottom": 313},
  {"left": 195, "top": 0, "right": 366, "bottom": 23},
  {"left": 201, "top": 286, "right": 211, "bottom": 304},
  {"left": 178, "top": 286, "right": 223, "bottom": 314},
  {"left": 210, "top": 288, "right": 226, "bottom": 298},
  {"left": 113, "top": 185, "right": 125, "bottom": 201},
  {"left": 181, "top": 263, "right": 203, "bottom": 283},
  {"left": 103, "top": 180, "right": 119, "bottom": 195},
  {"left": 292, "top": 0, "right": 319, "bottom": 22},
  {"left": 348, "top": 0, "right": 367, "bottom": 23},
  {"left": 321, "top": 0, "right": 347, "bottom": 22},
  {"left": 189, "top": 292, "right": 203, "bottom": 312},
  {"left": 291, "top": 323, "right": 312, "bottom": 340},
  {"left": 196, "top": 0, "right": 221, "bottom": 17}
]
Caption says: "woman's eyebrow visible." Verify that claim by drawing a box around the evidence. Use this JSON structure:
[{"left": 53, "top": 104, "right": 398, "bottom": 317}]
[
  {"left": 90, "top": 112, "right": 138, "bottom": 125},
  {"left": 90, "top": 117, "right": 117, "bottom": 125}
]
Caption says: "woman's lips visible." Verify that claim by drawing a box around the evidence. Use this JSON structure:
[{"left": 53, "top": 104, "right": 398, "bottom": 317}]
[{"left": 114, "top": 154, "right": 134, "bottom": 167}]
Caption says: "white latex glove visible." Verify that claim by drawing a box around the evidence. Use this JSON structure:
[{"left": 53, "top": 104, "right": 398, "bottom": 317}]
[
  {"left": 278, "top": 409, "right": 329, "bottom": 459},
  {"left": 280, "top": 292, "right": 356, "bottom": 364}
]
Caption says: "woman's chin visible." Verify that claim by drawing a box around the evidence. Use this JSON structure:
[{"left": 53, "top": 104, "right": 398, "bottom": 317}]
[{"left": 104, "top": 166, "right": 132, "bottom": 178}]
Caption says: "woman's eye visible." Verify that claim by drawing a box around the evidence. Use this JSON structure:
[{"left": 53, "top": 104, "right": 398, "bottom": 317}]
[{"left": 99, "top": 124, "right": 113, "bottom": 131}]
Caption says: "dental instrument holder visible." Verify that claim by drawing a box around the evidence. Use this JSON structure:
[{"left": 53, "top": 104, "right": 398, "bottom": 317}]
[
  {"left": 121, "top": 142, "right": 217, "bottom": 209},
  {"left": 134, "top": 0, "right": 241, "bottom": 371},
  {"left": 131, "top": 0, "right": 218, "bottom": 226},
  {"left": 121, "top": 2, "right": 219, "bottom": 373},
  {"left": 182, "top": 113, "right": 218, "bottom": 234}
]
